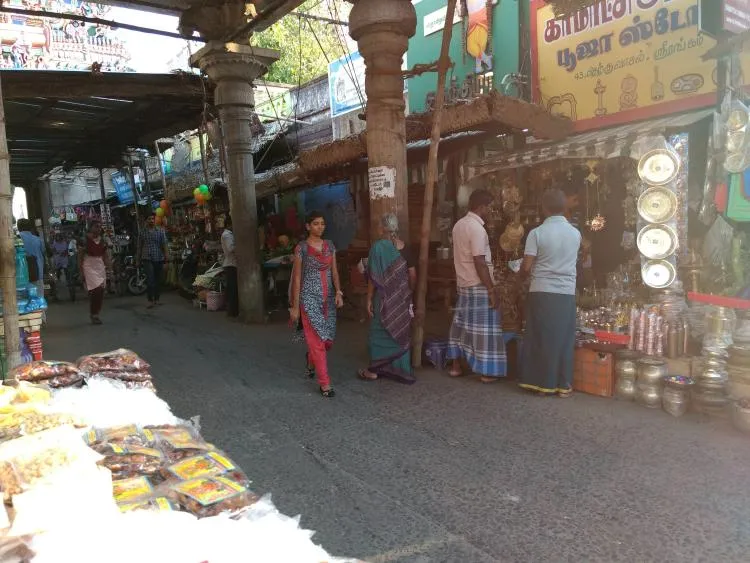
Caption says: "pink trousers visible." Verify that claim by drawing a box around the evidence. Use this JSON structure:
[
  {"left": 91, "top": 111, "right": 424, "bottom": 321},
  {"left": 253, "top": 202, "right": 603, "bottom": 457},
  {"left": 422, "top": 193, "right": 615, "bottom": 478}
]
[{"left": 301, "top": 309, "right": 332, "bottom": 387}]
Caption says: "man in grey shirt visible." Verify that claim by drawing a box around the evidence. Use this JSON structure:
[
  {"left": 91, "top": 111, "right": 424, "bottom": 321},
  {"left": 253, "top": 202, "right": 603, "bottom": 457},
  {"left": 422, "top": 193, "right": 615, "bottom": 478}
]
[{"left": 519, "top": 189, "right": 581, "bottom": 397}]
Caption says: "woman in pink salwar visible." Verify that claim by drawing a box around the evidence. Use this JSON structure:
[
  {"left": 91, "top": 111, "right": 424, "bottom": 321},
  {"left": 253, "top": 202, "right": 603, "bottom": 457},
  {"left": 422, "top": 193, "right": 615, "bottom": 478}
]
[{"left": 289, "top": 212, "right": 344, "bottom": 398}]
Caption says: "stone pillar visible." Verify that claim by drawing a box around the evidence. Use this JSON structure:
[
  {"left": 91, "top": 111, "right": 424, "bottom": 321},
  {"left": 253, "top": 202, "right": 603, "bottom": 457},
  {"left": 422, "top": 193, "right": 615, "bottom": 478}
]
[
  {"left": 191, "top": 42, "right": 279, "bottom": 322},
  {"left": 349, "top": 0, "right": 416, "bottom": 242}
]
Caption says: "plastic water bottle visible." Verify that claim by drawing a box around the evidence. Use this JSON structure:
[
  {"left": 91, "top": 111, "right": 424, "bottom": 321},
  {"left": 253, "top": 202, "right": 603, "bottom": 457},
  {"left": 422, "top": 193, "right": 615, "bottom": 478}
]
[{"left": 15, "top": 237, "right": 29, "bottom": 288}]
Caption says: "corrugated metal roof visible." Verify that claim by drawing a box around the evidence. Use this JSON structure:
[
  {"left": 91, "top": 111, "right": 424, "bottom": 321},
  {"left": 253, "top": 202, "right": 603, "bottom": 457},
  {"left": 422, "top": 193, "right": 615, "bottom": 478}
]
[{"left": 473, "top": 108, "right": 714, "bottom": 171}]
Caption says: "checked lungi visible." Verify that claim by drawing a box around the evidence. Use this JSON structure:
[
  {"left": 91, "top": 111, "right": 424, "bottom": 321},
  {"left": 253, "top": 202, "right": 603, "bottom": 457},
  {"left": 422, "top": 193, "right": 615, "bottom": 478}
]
[{"left": 447, "top": 285, "right": 506, "bottom": 378}]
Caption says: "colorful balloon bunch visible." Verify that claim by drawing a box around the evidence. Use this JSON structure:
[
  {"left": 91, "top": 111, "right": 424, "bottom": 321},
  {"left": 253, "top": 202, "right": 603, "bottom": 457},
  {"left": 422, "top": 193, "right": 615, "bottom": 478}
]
[
  {"left": 154, "top": 199, "right": 170, "bottom": 225},
  {"left": 193, "top": 184, "right": 212, "bottom": 205}
]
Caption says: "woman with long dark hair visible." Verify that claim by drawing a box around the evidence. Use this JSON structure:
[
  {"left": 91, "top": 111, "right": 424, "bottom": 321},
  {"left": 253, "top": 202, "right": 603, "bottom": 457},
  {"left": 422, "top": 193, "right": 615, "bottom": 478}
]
[
  {"left": 289, "top": 212, "right": 343, "bottom": 398},
  {"left": 79, "top": 222, "right": 110, "bottom": 324}
]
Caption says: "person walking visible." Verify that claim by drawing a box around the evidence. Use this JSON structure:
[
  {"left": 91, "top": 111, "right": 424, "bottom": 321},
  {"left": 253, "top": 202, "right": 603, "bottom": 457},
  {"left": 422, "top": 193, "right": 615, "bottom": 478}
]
[
  {"left": 79, "top": 222, "right": 109, "bottom": 325},
  {"left": 289, "top": 211, "right": 343, "bottom": 398},
  {"left": 17, "top": 219, "right": 45, "bottom": 298},
  {"left": 519, "top": 189, "right": 581, "bottom": 397},
  {"left": 139, "top": 215, "right": 169, "bottom": 309},
  {"left": 358, "top": 213, "right": 416, "bottom": 384},
  {"left": 221, "top": 215, "right": 238, "bottom": 317},
  {"left": 446, "top": 189, "right": 506, "bottom": 383},
  {"left": 51, "top": 233, "right": 69, "bottom": 281}
]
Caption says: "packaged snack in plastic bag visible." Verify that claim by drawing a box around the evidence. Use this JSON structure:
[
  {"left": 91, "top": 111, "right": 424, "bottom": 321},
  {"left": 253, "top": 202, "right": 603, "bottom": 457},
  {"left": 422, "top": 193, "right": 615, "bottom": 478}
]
[
  {"left": 0, "top": 426, "right": 102, "bottom": 500},
  {"left": 85, "top": 425, "right": 155, "bottom": 448},
  {"left": 147, "top": 424, "right": 213, "bottom": 462},
  {"left": 44, "top": 371, "right": 85, "bottom": 389},
  {"left": 162, "top": 451, "right": 246, "bottom": 482},
  {"left": 112, "top": 476, "right": 154, "bottom": 504},
  {"left": 168, "top": 474, "right": 258, "bottom": 518},
  {"left": 9, "top": 361, "right": 80, "bottom": 383},
  {"left": 117, "top": 495, "right": 178, "bottom": 513},
  {"left": 7, "top": 382, "right": 51, "bottom": 407},
  {"left": 86, "top": 371, "right": 152, "bottom": 383},
  {"left": 76, "top": 349, "right": 150, "bottom": 374},
  {"left": 94, "top": 443, "right": 166, "bottom": 480},
  {"left": 0, "top": 407, "right": 83, "bottom": 443}
]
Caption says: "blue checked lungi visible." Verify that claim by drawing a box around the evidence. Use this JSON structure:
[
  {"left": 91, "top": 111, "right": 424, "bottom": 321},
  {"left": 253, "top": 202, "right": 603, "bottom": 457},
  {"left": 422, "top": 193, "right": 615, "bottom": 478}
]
[{"left": 447, "top": 285, "right": 506, "bottom": 377}]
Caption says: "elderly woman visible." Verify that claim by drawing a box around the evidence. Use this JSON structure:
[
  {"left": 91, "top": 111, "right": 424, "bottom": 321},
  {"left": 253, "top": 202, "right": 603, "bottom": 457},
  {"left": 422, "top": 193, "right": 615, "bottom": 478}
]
[{"left": 358, "top": 214, "right": 416, "bottom": 384}]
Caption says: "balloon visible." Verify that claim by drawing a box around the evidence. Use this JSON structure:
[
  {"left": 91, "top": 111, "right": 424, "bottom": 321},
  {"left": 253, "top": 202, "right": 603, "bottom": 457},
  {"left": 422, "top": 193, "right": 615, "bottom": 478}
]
[
  {"left": 155, "top": 208, "right": 165, "bottom": 217},
  {"left": 155, "top": 216, "right": 163, "bottom": 225},
  {"left": 195, "top": 194, "right": 205, "bottom": 205},
  {"left": 203, "top": 192, "right": 212, "bottom": 201},
  {"left": 199, "top": 184, "right": 209, "bottom": 194},
  {"left": 159, "top": 200, "right": 169, "bottom": 210},
  {"left": 193, "top": 187, "right": 201, "bottom": 197}
]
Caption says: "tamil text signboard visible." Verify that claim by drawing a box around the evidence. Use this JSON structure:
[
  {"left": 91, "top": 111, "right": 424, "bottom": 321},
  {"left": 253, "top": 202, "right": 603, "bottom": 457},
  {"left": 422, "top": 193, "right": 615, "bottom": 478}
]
[
  {"left": 531, "top": 0, "right": 750, "bottom": 131},
  {"left": 724, "top": 0, "right": 750, "bottom": 33}
]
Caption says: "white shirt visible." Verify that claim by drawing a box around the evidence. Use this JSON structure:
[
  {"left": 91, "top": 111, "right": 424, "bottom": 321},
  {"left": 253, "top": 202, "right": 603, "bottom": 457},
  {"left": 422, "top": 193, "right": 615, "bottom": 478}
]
[
  {"left": 221, "top": 229, "right": 236, "bottom": 268},
  {"left": 452, "top": 211, "right": 493, "bottom": 288}
]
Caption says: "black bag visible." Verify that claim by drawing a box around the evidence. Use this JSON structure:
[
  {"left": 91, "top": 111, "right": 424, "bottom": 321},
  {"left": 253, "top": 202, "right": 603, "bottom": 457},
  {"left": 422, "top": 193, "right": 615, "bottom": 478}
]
[{"left": 26, "top": 256, "right": 39, "bottom": 283}]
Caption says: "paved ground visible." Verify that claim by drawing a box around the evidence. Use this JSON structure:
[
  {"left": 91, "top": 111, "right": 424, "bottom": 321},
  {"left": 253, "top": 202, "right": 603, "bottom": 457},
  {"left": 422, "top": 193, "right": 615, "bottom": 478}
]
[{"left": 42, "top": 293, "right": 750, "bottom": 562}]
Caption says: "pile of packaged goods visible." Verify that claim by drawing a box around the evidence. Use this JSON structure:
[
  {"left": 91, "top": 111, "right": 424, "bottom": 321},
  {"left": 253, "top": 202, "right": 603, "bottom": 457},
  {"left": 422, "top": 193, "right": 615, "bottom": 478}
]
[{"left": 0, "top": 350, "right": 358, "bottom": 563}]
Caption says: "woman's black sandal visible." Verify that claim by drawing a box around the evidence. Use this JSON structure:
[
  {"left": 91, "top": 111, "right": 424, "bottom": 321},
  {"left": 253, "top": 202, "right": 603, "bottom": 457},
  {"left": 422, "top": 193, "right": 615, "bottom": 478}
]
[{"left": 320, "top": 387, "right": 336, "bottom": 398}]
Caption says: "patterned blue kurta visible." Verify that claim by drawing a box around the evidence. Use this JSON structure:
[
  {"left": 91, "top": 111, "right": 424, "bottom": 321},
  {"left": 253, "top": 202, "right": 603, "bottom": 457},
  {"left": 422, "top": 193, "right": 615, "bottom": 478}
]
[{"left": 296, "top": 240, "right": 337, "bottom": 342}]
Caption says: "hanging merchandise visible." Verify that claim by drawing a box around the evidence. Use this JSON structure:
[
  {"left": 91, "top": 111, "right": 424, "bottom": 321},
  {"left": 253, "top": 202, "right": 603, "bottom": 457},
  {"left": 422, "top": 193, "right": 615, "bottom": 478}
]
[
  {"left": 637, "top": 148, "right": 680, "bottom": 186},
  {"left": 723, "top": 100, "right": 750, "bottom": 174},
  {"left": 726, "top": 171, "right": 750, "bottom": 222},
  {"left": 637, "top": 187, "right": 678, "bottom": 224}
]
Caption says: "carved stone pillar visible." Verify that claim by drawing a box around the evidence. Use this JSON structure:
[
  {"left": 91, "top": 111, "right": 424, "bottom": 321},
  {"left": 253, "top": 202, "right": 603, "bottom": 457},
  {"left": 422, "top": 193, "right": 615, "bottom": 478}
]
[
  {"left": 349, "top": 0, "right": 416, "bottom": 241},
  {"left": 191, "top": 42, "right": 279, "bottom": 322}
]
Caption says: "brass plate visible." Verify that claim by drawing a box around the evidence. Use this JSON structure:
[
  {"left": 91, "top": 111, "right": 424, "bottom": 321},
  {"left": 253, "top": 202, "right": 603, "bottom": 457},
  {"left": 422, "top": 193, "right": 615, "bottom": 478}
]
[{"left": 637, "top": 187, "right": 678, "bottom": 223}]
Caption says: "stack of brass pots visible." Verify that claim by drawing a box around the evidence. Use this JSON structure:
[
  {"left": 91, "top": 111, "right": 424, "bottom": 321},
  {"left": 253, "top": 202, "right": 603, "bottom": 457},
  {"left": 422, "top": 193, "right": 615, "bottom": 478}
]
[
  {"left": 693, "top": 306, "right": 735, "bottom": 416},
  {"left": 615, "top": 350, "right": 641, "bottom": 400},
  {"left": 728, "top": 345, "right": 750, "bottom": 400},
  {"left": 693, "top": 354, "right": 730, "bottom": 415},
  {"left": 636, "top": 358, "right": 667, "bottom": 408},
  {"left": 662, "top": 375, "right": 694, "bottom": 417}
]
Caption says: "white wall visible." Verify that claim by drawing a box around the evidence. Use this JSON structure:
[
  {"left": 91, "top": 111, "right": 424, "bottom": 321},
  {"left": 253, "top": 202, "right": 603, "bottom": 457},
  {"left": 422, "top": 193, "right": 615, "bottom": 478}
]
[{"left": 48, "top": 168, "right": 117, "bottom": 209}]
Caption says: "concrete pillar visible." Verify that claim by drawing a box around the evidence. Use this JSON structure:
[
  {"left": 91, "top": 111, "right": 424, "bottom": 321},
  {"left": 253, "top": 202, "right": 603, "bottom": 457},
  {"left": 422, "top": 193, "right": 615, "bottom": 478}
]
[
  {"left": 191, "top": 42, "right": 279, "bottom": 322},
  {"left": 349, "top": 0, "right": 416, "bottom": 241}
]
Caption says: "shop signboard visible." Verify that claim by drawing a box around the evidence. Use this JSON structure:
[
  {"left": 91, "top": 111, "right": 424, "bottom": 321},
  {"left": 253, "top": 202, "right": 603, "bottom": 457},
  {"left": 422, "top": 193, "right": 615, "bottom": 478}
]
[
  {"left": 111, "top": 171, "right": 142, "bottom": 205},
  {"left": 327, "top": 50, "right": 407, "bottom": 119},
  {"left": 723, "top": 0, "right": 750, "bottom": 32},
  {"left": 531, "top": 0, "right": 750, "bottom": 132}
]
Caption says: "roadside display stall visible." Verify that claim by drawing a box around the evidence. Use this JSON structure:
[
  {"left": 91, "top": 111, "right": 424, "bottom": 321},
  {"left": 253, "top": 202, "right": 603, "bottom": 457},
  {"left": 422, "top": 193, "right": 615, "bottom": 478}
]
[
  {"left": 460, "top": 0, "right": 750, "bottom": 429},
  {"left": 0, "top": 349, "right": 358, "bottom": 561}
]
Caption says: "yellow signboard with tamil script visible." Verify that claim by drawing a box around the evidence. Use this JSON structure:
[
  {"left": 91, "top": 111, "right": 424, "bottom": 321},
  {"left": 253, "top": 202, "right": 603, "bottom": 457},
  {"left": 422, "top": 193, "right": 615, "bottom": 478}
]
[{"left": 530, "top": 0, "right": 748, "bottom": 131}]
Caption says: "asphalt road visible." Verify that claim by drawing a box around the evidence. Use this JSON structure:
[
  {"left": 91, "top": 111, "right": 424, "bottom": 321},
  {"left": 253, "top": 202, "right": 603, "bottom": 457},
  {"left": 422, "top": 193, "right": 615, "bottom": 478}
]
[{"left": 42, "top": 294, "right": 750, "bottom": 562}]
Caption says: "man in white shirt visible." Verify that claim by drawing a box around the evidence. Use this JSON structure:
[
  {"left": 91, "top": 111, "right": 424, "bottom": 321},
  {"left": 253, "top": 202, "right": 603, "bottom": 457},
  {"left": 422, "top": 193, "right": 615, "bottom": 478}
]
[
  {"left": 221, "top": 215, "right": 238, "bottom": 317},
  {"left": 447, "top": 189, "right": 506, "bottom": 383}
]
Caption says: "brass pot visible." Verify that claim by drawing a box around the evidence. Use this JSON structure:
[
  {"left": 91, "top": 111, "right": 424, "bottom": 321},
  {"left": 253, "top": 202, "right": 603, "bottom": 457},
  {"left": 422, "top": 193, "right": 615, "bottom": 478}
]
[
  {"left": 615, "top": 350, "right": 641, "bottom": 381},
  {"left": 636, "top": 383, "right": 662, "bottom": 408},
  {"left": 662, "top": 375, "right": 693, "bottom": 417},
  {"left": 637, "top": 358, "right": 668, "bottom": 386},
  {"left": 615, "top": 377, "right": 637, "bottom": 401}
]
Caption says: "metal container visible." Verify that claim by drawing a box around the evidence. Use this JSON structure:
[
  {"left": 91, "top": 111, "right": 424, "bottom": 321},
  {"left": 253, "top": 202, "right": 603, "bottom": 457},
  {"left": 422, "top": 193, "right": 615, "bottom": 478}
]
[
  {"left": 637, "top": 224, "right": 679, "bottom": 260},
  {"left": 637, "top": 358, "right": 668, "bottom": 386},
  {"left": 667, "top": 323, "right": 678, "bottom": 358},
  {"left": 703, "top": 306, "right": 736, "bottom": 354},
  {"left": 615, "top": 376, "right": 637, "bottom": 401},
  {"left": 731, "top": 399, "right": 750, "bottom": 434},
  {"left": 637, "top": 187, "right": 678, "bottom": 223},
  {"left": 642, "top": 260, "right": 676, "bottom": 289},
  {"left": 638, "top": 148, "right": 680, "bottom": 185},
  {"left": 615, "top": 350, "right": 641, "bottom": 381},
  {"left": 636, "top": 382, "right": 662, "bottom": 408},
  {"left": 662, "top": 375, "right": 694, "bottom": 417}
]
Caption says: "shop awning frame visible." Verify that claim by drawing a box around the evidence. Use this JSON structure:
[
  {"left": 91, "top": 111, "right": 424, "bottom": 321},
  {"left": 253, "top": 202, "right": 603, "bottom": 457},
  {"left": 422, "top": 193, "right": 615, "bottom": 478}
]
[{"left": 472, "top": 108, "right": 715, "bottom": 173}]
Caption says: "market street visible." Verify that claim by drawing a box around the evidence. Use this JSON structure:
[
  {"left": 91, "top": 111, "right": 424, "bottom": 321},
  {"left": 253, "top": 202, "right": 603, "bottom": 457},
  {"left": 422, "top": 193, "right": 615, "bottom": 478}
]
[{"left": 43, "top": 295, "right": 750, "bottom": 563}]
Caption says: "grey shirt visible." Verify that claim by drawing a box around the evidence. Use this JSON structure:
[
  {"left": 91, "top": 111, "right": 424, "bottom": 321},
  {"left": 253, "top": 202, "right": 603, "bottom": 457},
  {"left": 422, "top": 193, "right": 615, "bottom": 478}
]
[{"left": 525, "top": 215, "right": 581, "bottom": 295}]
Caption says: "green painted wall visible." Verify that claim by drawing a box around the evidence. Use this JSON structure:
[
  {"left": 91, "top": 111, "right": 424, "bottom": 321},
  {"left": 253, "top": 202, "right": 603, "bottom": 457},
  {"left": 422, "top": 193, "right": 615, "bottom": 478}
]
[{"left": 407, "top": 0, "right": 520, "bottom": 113}]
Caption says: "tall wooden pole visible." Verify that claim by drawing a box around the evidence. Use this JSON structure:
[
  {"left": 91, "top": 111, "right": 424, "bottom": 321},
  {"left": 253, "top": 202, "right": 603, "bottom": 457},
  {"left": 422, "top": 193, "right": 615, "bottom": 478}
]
[
  {"left": 0, "top": 76, "right": 20, "bottom": 370},
  {"left": 412, "top": 0, "right": 457, "bottom": 367}
]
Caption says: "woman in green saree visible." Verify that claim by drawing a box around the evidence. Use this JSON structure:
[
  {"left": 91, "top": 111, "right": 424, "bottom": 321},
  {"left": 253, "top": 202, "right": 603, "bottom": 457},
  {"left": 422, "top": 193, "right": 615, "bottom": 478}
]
[{"left": 358, "top": 214, "right": 416, "bottom": 384}]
